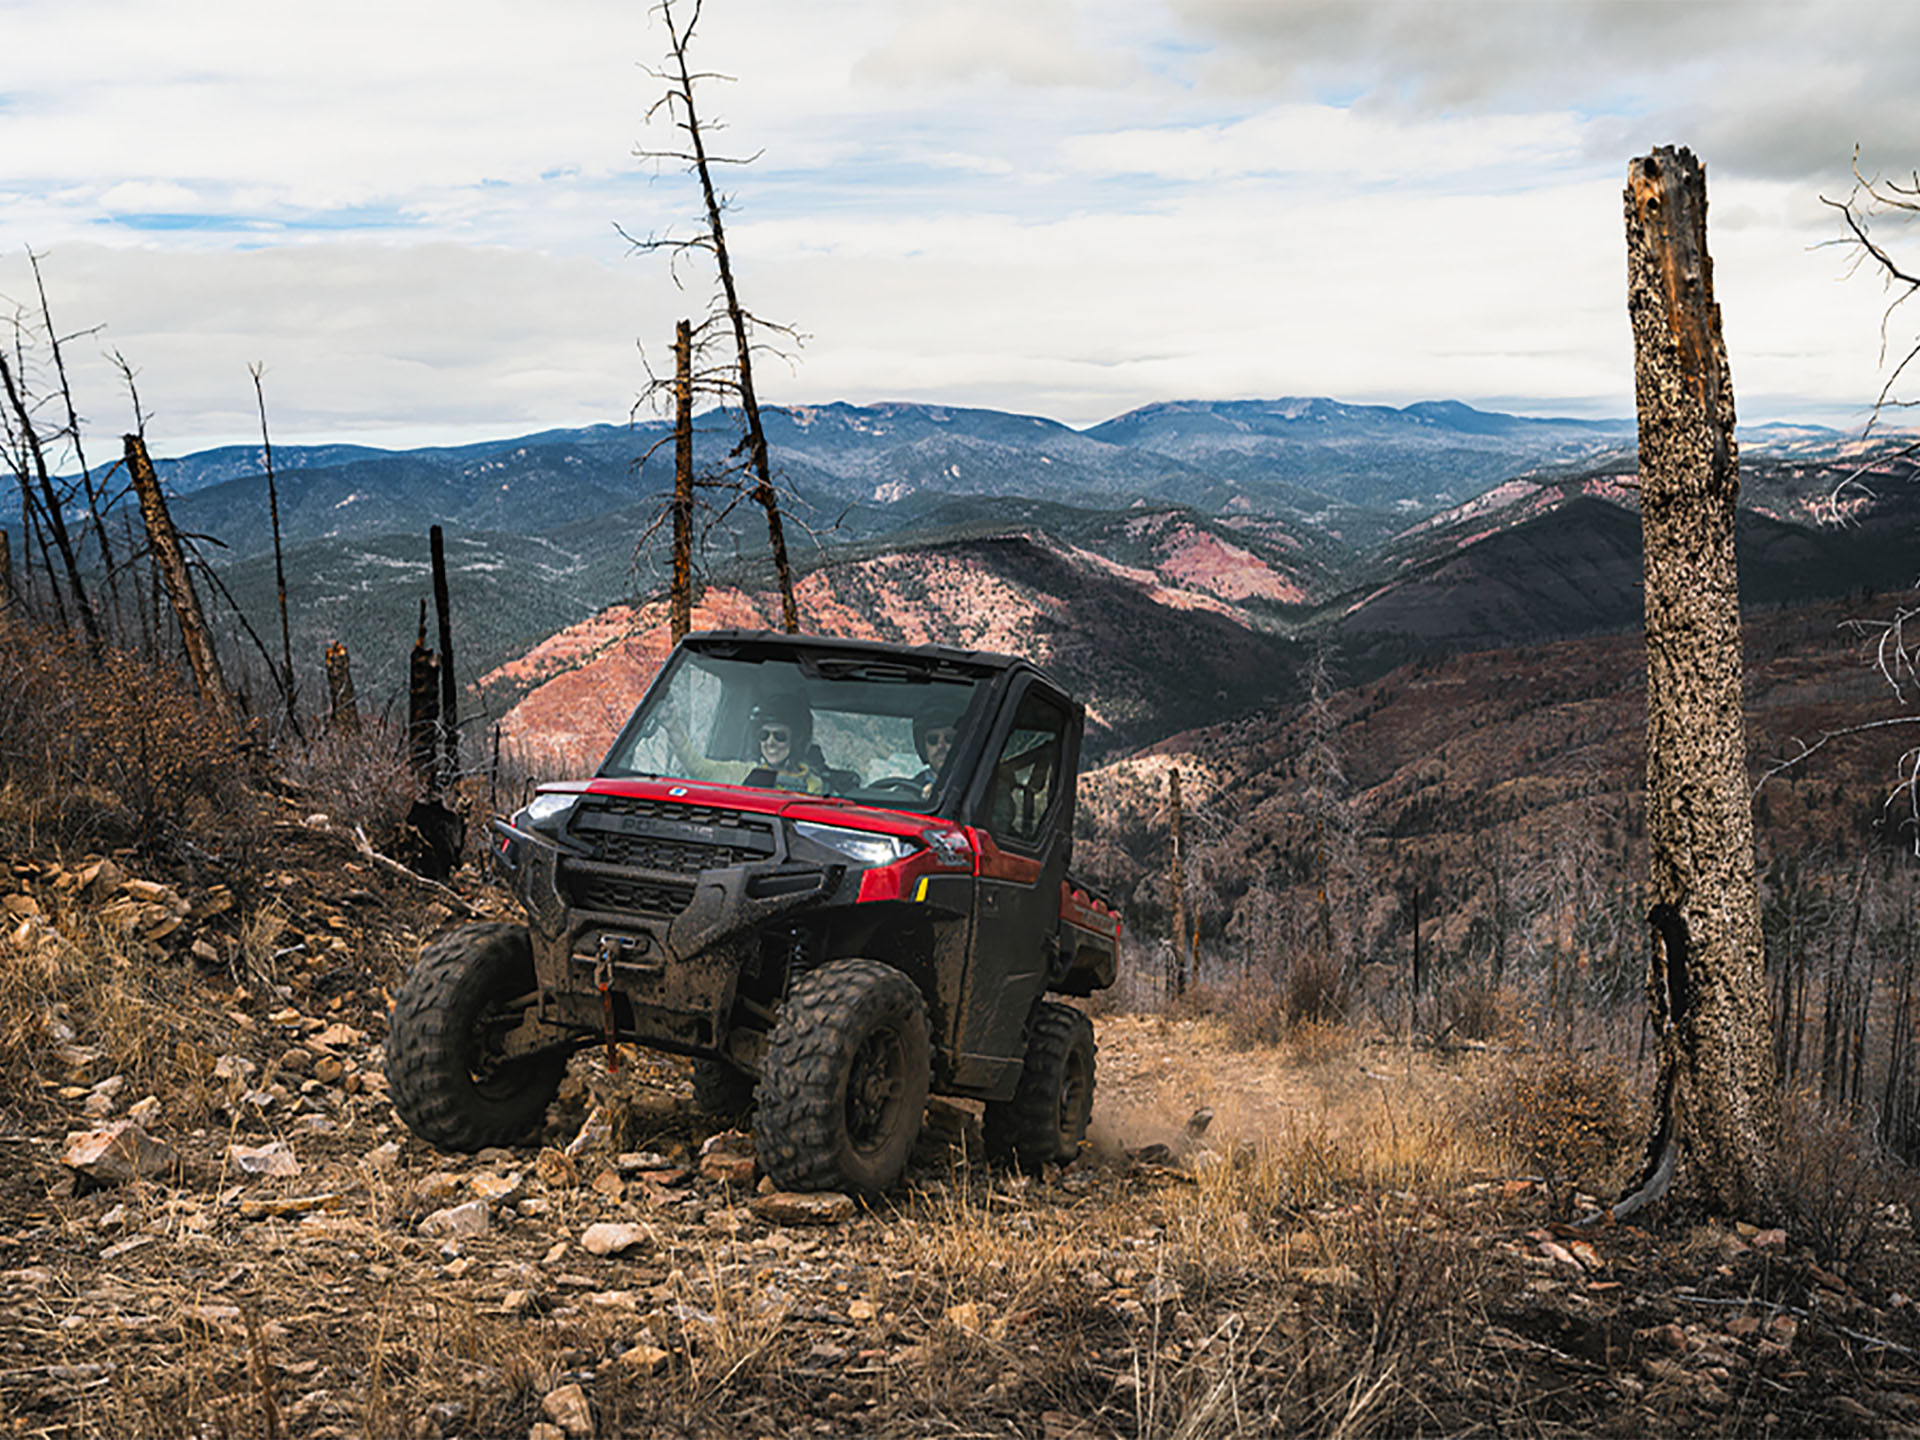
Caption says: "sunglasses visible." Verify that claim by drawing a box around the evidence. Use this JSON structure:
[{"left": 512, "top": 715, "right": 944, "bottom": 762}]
[
  {"left": 759, "top": 726, "right": 792, "bottom": 745},
  {"left": 925, "top": 728, "right": 955, "bottom": 749}
]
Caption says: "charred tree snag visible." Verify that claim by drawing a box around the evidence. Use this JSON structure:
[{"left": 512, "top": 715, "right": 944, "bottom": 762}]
[
  {"left": 408, "top": 600, "right": 441, "bottom": 796},
  {"left": 644, "top": 0, "right": 800, "bottom": 632},
  {"left": 404, "top": 600, "right": 463, "bottom": 880},
  {"left": 1613, "top": 146, "right": 1778, "bottom": 1222},
  {"left": 252, "top": 365, "right": 298, "bottom": 736},
  {"left": 324, "top": 641, "right": 360, "bottom": 735},
  {"left": 1, "top": 350, "right": 100, "bottom": 651},
  {"left": 124, "top": 433, "right": 241, "bottom": 732},
  {"left": 430, "top": 525, "right": 460, "bottom": 781},
  {"left": 1169, "top": 766, "right": 1189, "bottom": 1000},
  {"left": 671, "top": 318, "right": 695, "bottom": 643},
  {"left": 31, "top": 251, "right": 120, "bottom": 630}
]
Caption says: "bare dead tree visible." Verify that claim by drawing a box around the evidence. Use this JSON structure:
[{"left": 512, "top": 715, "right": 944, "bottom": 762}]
[
  {"left": 0, "top": 345, "right": 100, "bottom": 651},
  {"left": 1825, "top": 149, "right": 1920, "bottom": 437},
  {"left": 671, "top": 318, "right": 695, "bottom": 641},
  {"left": 325, "top": 641, "right": 360, "bottom": 735},
  {"left": 1169, "top": 766, "right": 1188, "bottom": 1000},
  {"left": 124, "top": 432, "right": 242, "bottom": 732},
  {"left": 629, "top": 0, "right": 801, "bottom": 632},
  {"left": 28, "top": 250, "right": 120, "bottom": 630},
  {"left": 1604, "top": 146, "right": 1777, "bottom": 1225},
  {"left": 430, "top": 524, "right": 460, "bottom": 782},
  {"left": 251, "top": 363, "right": 299, "bottom": 735}
]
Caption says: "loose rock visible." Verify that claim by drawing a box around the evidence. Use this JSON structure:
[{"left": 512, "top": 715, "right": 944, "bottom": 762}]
[
  {"left": 580, "top": 1222, "right": 651, "bottom": 1257},
  {"left": 540, "top": 1381, "right": 594, "bottom": 1437},
  {"left": 749, "top": 1190, "right": 856, "bottom": 1226},
  {"left": 419, "top": 1200, "right": 489, "bottom": 1239},
  {"left": 61, "top": 1122, "right": 178, "bottom": 1185}
]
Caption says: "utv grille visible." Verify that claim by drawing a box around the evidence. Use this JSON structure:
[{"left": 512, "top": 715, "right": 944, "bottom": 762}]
[
  {"left": 568, "top": 796, "right": 778, "bottom": 875},
  {"left": 563, "top": 871, "right": 696, "bottom": 918},
  {"left": 588, "top": 832, "right": 767, "bottom": 872}
]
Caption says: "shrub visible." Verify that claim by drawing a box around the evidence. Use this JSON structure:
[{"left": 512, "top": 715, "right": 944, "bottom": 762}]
[
  {"left": 1434, "top": 972, "right": 1521, "bottom": 1044},
  {"left": 1775, "top": 1090, "right": 1893, "bottom": 1270},
  {"left": 0, "top": 625, "right": 246, "bottom": 849},
  {"left": 1483, "top": 1048, "right": 1638, "bottom": 1217}
]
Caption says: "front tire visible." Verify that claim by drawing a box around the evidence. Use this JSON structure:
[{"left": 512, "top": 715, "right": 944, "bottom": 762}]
[
  {"left": 387, "top": 923, "right": 567, "bottom": 1152},
  {"left": 756, "top": 959, "right": 931, "bottom": 1194},
  {"left": 985, "top": 1001, "right": 1096, "bottom": 1169}
]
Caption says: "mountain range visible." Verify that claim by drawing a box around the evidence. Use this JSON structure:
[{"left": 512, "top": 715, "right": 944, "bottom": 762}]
[{"left": 6, "top": 397, "right": 1912, "bottom": 756}]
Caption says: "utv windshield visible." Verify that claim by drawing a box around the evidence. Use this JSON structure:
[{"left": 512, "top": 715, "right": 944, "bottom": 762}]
[{"left": 599, "top": 645, "right": 996, "bottom": 812}]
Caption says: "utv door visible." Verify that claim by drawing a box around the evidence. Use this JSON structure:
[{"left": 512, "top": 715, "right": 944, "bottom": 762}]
[{"left": 949, "top": 679, "right": 1080, "bottom": 1098}]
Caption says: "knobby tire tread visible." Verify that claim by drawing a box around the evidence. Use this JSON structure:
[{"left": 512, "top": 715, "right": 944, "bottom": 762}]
[
  {"left": 387, "top": 922, "right": 565, "bottom": 1152},
  {"left": 984, "top": 1000, "right": 1097, "bottom": 1168},
  {"left": 756, "top": 958, "right": 930, "bottom": 1195}
]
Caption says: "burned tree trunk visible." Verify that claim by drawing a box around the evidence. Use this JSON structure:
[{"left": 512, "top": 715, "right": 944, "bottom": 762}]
[
  {"left": 124, "top": 433, "right": 242, "bottom": 732},
  {"left": 324, "top": 641, "right": 360, "bottom": 735},
  {"left": 430, "top": 525, "right": 460, "bottom": 781},
  {"left": 1618, "top": 145, "right": 1778, "bottom": 1220},
  {"left": 1169, "top": 766, "right": 1188, "bottom": 1000},
  {"left": 671, "top": 318, "right": 695, "bottom": 643},
  {"left": 2, "top": 351, "right": 100, "bottom": 650},
  {"left": 252, "top": 365, "right": 298, "bottom": 734},
  {"left": 408, "top": 599, "right": 441, "bottom": 796},
  {"left": 654, "top": 0, "right": 800, "bottom": 632}
]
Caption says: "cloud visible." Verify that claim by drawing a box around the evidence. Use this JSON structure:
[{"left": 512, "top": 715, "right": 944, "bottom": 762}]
[
  {"left": 854, "top": 0, "right": 1138, "bottom": 88},
  {"left": 1171, "top": 0, "right": 1919, "bottom": 183},
  {"left": 0, "top": 0, "right": 1908, "bottom": 449}
]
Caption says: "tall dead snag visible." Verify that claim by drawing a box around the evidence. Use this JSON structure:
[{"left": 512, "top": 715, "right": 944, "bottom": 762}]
[
  {"left": 407, "top": 599, "right": 441, "bottom": 795},
  {"left": 30, "top": 251, "right": 120, "bottom": 628},
  {"left": 1, "top": 349, "right": 100, "bottom": 650},
  {"left": 1169, "top": 766, "right": 1189, "bottom": 1000},
  {"left": 671, "top": 317, "right": 695, "bottom": 643},
  {"left": 429, "top": 525, "right": 460, "bottom": 781},
  {"left": 324, "top": 641, "right": 359, "bottom": 735},
  {"left": 1618, "top": 146, "right": 1778, "bottom": 1221},
  {"left": 0, "top": 529, "right": 12, "bottom": 623},
  {"left": 403, "top": 600, "right": 464, "bottom": 880},
  {"left": 642, "top": 0, "right": 800, "bottom": 631},
  {"left": 252, "top": 364, "right": 298, "bottom": 734},
  {"left": 124, "top": 433, "right": 242, "bottom": 732}
]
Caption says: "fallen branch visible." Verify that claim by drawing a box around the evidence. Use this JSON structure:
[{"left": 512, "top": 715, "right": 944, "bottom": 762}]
[{"left": 350, "top": 825, "right": 475, "bottom": 917}]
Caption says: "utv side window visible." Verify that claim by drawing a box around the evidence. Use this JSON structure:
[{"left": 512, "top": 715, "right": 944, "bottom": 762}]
[{"left": 986, "top": 691, "right": 1067, "bottom": 847}]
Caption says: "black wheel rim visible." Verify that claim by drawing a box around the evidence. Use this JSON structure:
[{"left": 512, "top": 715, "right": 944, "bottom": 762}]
[
  {"left": 845, "top": 1024, "right": 909, "bottom": 1156},
  {"left": 467, "top": 998, "right": 533, "bottom": 1100}
]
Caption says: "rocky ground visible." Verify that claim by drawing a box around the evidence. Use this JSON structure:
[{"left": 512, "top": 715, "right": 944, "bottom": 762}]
[{"left": 4, "top": 821, "right": 1920, "bottom": 1438}]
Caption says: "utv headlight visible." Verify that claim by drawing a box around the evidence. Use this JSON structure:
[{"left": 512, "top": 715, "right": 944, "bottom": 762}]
[
  {"left": 794, "top": 821, "right": 914, "bottom": 868},
  {"left": 514, "top": 791, "right": 580, "bottom": 836}
]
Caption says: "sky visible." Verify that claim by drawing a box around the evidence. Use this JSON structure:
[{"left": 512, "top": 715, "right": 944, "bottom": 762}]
[{"left": 1, "top": 0, "right": 1916, "bottom": 454}]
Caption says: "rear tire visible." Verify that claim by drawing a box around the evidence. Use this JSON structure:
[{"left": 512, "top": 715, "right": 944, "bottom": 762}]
[
  {"left": 756, "top": 959, "right": 930, "bottom": 1195},
  {"left": 386, "top": 923, "right": 567, "bottom": 1152},
  {"left": 691, "top": 1056, "right": 757, "bottom": 1122},
  {"left": 985, "top": 1001, "right": 1096, "bottom": 1169}
]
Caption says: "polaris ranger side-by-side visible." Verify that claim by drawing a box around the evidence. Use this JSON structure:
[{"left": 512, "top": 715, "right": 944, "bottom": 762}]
[{"left": 386, "top": 631, "right": 1121, "bottom": 1194}]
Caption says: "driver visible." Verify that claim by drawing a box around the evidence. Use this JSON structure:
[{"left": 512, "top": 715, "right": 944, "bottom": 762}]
[
  {"left": 912, "top": 709, "right": 961, "bottom": 798},
  {"left": 743, "top": 695, "right": 829, "bottom": 794}
]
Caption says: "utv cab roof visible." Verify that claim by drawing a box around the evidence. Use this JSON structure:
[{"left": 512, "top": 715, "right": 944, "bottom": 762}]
[{"left": 681, "top": 630, "right": 1065, "bottom": 688}]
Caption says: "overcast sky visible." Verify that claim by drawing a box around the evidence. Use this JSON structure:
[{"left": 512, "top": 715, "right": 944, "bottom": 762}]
[{"left": 1, "top": 0, "right": 1915, "bottom": 453}]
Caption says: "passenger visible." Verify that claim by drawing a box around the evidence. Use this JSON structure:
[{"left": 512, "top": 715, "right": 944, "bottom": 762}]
[{"left": 743, "top": 695, "right": 829, "bottom": 794}]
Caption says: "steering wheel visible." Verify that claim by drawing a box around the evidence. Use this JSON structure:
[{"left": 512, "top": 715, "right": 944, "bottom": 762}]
[{"left": 868, "top": 776, "right": 926, "bottom": 794}]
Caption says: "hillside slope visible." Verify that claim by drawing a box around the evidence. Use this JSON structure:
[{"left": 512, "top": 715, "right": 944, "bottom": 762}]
[{"left": 489, "top": 531, "right": 1311, "bottom": 770}]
